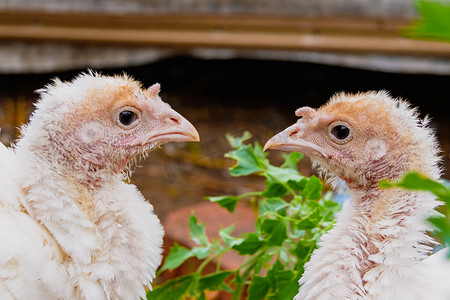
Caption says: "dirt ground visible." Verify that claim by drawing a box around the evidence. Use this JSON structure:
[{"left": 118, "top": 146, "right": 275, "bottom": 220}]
[{"left": 0, "top": 57, "right": 449, "bottom": 222}]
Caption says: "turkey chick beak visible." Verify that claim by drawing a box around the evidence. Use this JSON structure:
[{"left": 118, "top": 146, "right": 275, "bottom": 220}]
[
  {"left": 150, "top": 112, "right": 200, "bottom": 144},
  {"left": 264, "top": 124, "right": 329, "bottom": 159}
]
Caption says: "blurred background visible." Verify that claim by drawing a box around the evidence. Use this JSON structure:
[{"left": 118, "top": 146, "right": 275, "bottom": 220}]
[{"left": 1, "top": 0, "right": 449, "bottom": 285}]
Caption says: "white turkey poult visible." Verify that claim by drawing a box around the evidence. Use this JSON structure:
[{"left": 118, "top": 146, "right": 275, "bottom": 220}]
[
  {"left": 265, "top": 91, "right": 450, "bottom": 300},
  {"left": 0, "top": 72, "right": 200, "bottom": 299}
]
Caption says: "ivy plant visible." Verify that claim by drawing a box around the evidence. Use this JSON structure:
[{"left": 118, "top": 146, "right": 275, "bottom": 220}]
[{"left": 147, "top": 132, "right": 341, "bottom": 300}]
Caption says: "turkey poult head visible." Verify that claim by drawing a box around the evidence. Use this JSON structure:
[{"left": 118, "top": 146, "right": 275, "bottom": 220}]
[
  {"left": 264, "top": 91, "right": 440, "bottom": 192},
  {"left": 19, "top": 72, "right": 199, "bottom": 180}
]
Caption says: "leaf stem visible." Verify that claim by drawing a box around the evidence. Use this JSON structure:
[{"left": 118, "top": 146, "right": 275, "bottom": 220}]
[
  {"left": 196, "top": 253, "right": 220, "bottom": 275},
  {"left": 239, "top": 191, "right": 262, "bottom": 199},
  {"left": 265, "top": 172, "right": 297, "bottom": 197},
  {"left": 267, "top": 211, "right": 299, "bottom": 223},
  {"left": 197, "top": 247, "right": 232, "bottom": 275},
  {"left": 232, "top": 250, "right": 266, "bottom": 300},
  {"left": 216, "top": 253, "right": 223, "bottom": 272}
]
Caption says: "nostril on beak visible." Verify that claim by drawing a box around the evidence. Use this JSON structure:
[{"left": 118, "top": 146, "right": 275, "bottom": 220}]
[
  {"left": 170, "top": 117, "right": 180, "bottom": 124},
  {"left": 289, "top": 129, "right": 299, "bottom": 137}
]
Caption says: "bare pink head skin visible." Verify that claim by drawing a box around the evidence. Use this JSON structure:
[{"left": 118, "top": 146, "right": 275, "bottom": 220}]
[
  {"left": 145, "top": 83, "right": 161, "bottom": 99},
  {"left": 16, "top": 72, "right": 200, "bottom": 185},
  {"left": 265, "top": 91, "right": 440, "bottom": 191}
]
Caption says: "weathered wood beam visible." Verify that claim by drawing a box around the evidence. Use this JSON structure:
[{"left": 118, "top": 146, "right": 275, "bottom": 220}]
[
  {"left": 0, "top": 10, "right": 406, "bottom": 33},
  {"left": 1, "top": 10, "right": 450, "bottom": 57}
]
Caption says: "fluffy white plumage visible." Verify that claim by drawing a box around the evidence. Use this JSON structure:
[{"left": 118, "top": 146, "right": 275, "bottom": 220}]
[
  {"left": 265, "top": 91, "right": 450, "bottom": 300},
  {"left": 0, "top": 72, "right": 199, "bottom": 299}
]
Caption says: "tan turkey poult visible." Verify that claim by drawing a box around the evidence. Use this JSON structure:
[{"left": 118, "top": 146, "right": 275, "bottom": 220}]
[{"left": 265, "top": 91, "right": 450, "bottom": 300}]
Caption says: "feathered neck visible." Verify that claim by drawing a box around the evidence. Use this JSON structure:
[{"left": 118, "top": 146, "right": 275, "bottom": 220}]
[
  {"left": 296, "top": 184, "right": 438, "bottom": 299},
  {"left": 13, "top": 126, "right": 126, "bottom": 262},
  {"left": 15, "top": 122, "right": 119, "bottom": 190}
]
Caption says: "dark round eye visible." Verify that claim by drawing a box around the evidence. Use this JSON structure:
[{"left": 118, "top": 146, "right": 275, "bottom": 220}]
[
  {"left": 119, "top": 110, "right": 136, "bottom": 126},
  {"left": 331, "top": 125, "right": 350, "bottom": 140}
]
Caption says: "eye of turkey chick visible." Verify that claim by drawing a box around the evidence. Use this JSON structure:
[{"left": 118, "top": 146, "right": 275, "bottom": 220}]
[
  {"left": 118, "top": 109, "right": 138, "bottom": 127},
  {"left": 329, "top": 123, "right": 351, "bottom": 142}
]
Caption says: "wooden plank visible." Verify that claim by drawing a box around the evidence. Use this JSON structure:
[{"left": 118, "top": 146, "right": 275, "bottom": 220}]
[
  {"left": 0, "top": 10, "right": 406, "bottom": 34},
  {"left": 1, "top": 10, "right": 449, "bottom": 57}
]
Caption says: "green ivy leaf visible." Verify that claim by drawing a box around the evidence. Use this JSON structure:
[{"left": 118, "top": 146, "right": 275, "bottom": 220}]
[
  {"left": 296, "top": 208, "right": 322, "bottom": 230},
  {"left": 264, "top": 260, "right": 300, "bottom": 300},
  {"left": 190, "top": 246, "right": 211, "bottom": 260},
  {"left": 219, "top": 225, "right": 244, "bottom": 247},
  {"left": 288, "top": 178, "right": 308, "bottom": 191},
  {"left": 429, "top": 215, "right": 450, "bottom": 231},
  {"left": 198, "top": 271, "right": 233, "bottom": 291},
  {"left": 293, "top": 238, "right": 316, "bottom": 262},
  {"left": 321, "top": 200, "right": 341, "bottom": 220},
  {"left": 219, "top": 282, "right": 233, "bottom": 293},
  {"left": 281, "top": 152, "right": 304, "bottom": 170},
  {"left": 381, "top": 172, "right": 450, "bottom": 203},
  {"left": 226, "top": 131, "right": 252, "bottom": 149},
  {"left": 301, "top": 176, "right": 323, "bottom": 200},
  {"left": 272, "top": 270, "right": 300, "bottom": 300},
  {"left": 253, "top": 142, "right": 269, "bottom": 164},
  {"left": 253, "top": 252, "right": 276, "bottom": 275},
  {"left": 259, "top": 198, "right": 289, "bottom": 216},
  {"left": 261, "top": 219, "right": 287, "bottom": 247},
  {"left": 279, "top": 247, "right": 289, "bottom": 264},
  {"left": 147, "top": 274, "right": 197, "bottom": 300},
  {"left": 267, "top": 260, "right": 284, "bottom": 289},
  {"left": 248, "top": 276, "right": 270, "bottom": 300},
  {"left": 232, "top": 233, "right": 265, "bottom": 255},
  {"left": 225, "top": 145, "right": 264, "bottom": 176},
  {"left": 263, "top": 182, "right": 288, "bottom": 198},
  {"left": 266, "top": 165, "right": 303, "bottom": 184},
  {"left": 404, "top": 0, "right": 450, "bottom": 42},
  {"left": 189, "top": 214, "right": 209, "bottom": 246},
  {"left": 305, "top": 199, "right": 320, "bottom": 211},
  {"left": 207, "top": 195, "right": 239, "bottom": 213},
  {"left": 159, "top": 243, "right": 195, "bottom": 272}
]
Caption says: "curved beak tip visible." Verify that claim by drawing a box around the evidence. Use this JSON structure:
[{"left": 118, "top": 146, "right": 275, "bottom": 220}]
[
  {"left": 180, "top": 119, "right": 200, "bottom": 142},
  {"left": 191, "top": 130, "right": 200, "bottom": 142},
  {"left": 264, "top": 134, "right": 285, "bottom": 152},
  {"left": 263, "top": 140, "right": 275, "bottom": 152}
]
